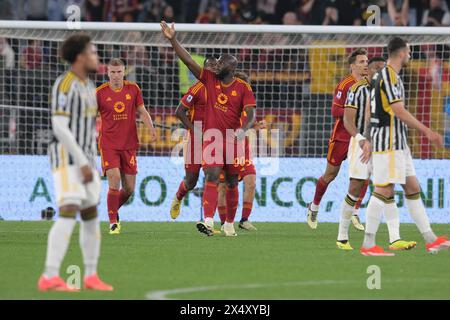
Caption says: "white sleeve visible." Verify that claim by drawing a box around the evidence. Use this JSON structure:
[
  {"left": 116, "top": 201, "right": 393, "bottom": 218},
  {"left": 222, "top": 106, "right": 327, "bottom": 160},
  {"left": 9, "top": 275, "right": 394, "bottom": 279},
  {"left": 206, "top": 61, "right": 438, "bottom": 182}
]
[{"left": 52, "top": 115, "right": 89, "bottom": 167}]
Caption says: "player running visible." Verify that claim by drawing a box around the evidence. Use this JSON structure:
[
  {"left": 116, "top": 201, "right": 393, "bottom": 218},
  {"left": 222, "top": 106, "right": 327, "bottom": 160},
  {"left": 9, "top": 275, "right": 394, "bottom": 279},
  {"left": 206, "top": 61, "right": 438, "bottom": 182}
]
[
  {"left": 306, "top": 48, "right": 368, "bottom": 230},
  {"left": 170, "top": 57, "right": 217, "bottom": 220},
  {"left": 97, "top": 58, "right": 157, "bottom": 235},
  {"left": 336, "top": 56, "right": 416, "bottom": 251},
  {"left": 161, "top": 21, "right": 256, "bottom": 237},
  {"left": 360, "top": 37, "right": 450, "bottom": 256},
  {"left": 38, "top": 34, "right": 112, "bottom": 292}
]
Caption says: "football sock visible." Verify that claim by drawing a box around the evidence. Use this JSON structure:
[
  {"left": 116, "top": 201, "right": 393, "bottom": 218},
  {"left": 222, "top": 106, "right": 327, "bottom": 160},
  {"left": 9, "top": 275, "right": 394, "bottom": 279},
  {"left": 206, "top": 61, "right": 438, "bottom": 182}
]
[
  {"left": 203, "top": 182, "right": 218, "bottom": 220},
  {"left": 311, "top": 177, "right": 329, "bottom": 210},
  {"left": 107, "top": 188, "right": 120, "bottom": 225},
  {"left": 118, "top": 189, "right": 132, "bottom": 208},
  {"left": 218, "top": 206, "right": 227, "bottom": 225},
  {"left": 362, "top": 193, "right": 385, "bottom": 248},
  {"left": 225, "top": 186, "right": 239, "bottom": 223},
  {"left": 240, "top": 201, "right": 253, "bottom": 222},
  {"left": 80, "top": 216, "right": 100, "bottom": 277},
  {"left": 406, "top": 193, "right": 437, "bottom": 243},
  {"left": 44, "top": 217, "right": 77, "bottom": 278},
  {"left": 337, "top": 194, "right": 357, "bottom": 241},
  {"left": 385, "top": 199, "right": 401, "bottom": 243},
  {"left": 354, "top": 179, "right": 369, "bottom": 212},
  {"left": 176, "top": 181, "right": 188, "bottom": 201}
]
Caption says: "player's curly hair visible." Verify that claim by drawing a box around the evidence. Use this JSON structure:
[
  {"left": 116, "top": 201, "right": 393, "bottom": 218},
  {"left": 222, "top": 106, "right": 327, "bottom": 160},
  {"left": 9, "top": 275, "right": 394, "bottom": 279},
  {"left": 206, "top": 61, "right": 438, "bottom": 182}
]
[
  {"left": 347, "top": 48, "right": 368, "bottom": 65},
  {"left": 61, "top": 33, "right": 92, "bottom": 64}
]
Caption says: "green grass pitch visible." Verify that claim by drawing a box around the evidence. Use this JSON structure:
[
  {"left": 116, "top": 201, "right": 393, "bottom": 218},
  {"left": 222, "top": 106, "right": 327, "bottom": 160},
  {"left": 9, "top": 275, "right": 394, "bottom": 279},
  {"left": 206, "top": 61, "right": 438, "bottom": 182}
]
[{"left": 1, "top": 221, "right": 449, "bottom": 299}]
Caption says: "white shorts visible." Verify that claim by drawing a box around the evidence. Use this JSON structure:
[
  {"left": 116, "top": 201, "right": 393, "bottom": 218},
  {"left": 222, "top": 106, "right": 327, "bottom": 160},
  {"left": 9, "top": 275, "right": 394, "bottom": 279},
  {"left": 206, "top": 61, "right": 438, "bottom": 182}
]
[
  {"left": 52, "top": 165, "right": 101, "bottom": 210},
  {"left": 372, "top": 146, "right": 416, "bottom": 187},
  {"left": 347, "top": 137, "right": 371, "bottom": 180}
]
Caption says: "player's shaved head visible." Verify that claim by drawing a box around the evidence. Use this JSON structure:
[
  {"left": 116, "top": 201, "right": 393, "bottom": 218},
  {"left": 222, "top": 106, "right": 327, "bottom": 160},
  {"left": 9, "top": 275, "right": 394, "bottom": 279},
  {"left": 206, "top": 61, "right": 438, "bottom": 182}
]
[{"left": 216, "top": 54, "right": 238, "bottom": 80}]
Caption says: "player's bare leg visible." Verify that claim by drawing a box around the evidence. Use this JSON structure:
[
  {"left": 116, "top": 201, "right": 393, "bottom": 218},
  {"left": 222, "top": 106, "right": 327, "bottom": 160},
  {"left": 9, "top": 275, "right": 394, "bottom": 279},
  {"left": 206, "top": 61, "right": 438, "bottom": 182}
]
[
  {"left": 402, "top": 176, "right": 449, "bottom": 253},
  {"left": 217, "top": 182, "right": 227, "bottom": 232},
  {"left": 307, "top": 163, "right": 340, "bottom": 229},
  {"left": 239, "top": 174, "right": 257, "bottom": 231},
  {"left": 38, "top": 205, "right": 80, "bottom": 292},
  {"left": 80, "top": 206, "right": 113, "bottom": 291},
  {"left": 171, "top": 171, "right": 199, "bottom": 219},
  {"left": 223, "top": 172, "right": 239, "bottom": 237},
  {"left": 196, "top": 167, "right": 221, "bottom": 236},
  {"left": 106, "top": 168, "right": 122, "bottom": 234}
]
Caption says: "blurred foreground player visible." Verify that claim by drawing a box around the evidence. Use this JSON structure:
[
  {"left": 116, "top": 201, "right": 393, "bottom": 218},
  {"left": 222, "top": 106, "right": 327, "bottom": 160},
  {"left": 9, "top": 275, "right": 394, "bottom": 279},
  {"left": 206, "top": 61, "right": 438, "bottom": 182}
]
[{"left": 38, "top": 34, "right": 112, "bottom": 291}]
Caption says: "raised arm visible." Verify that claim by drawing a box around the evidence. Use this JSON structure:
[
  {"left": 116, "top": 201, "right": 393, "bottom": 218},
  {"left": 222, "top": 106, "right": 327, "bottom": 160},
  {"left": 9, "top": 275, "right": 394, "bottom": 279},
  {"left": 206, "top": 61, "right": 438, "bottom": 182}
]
[{"left": 160, "top": 21, "right": 202, "bottom": 79}]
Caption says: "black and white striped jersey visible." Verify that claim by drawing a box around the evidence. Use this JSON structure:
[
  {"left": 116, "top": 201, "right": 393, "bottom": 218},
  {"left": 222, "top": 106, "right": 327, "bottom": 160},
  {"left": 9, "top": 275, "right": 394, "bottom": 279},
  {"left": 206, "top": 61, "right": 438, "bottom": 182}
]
[
  {"left": 370, "top": 65, "right": 408, "bottom": 152},
  {"left": 344, "top": 78, "right": 369, "bottom": 135},
  {"left": 49, "top": 71, "right": 98, "bottom": 170}
]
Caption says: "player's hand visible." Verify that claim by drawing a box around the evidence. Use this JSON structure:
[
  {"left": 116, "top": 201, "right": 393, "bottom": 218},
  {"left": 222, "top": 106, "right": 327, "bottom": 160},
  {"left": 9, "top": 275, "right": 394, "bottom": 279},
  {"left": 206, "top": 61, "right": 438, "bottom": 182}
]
[
  {"left": 425, "top": 129, "right": 444, "bottom": 148},
  {"left": 253, "top": 120, "right": 267, "bottom": 130},
  {"left": 80, "top": 165, "right": 93, "bottom": 184},
  {"left": 148, "top": 127, "right": 157, "bottom": 142},
  {"left": 160, "top": 21, "right": 175, "bottom": 40},
  {"left": 235, "top": 128, "right": 246, "bottom": 141},
  {"left": 359, "top": 140, "right": 372, "bottom": 164}
]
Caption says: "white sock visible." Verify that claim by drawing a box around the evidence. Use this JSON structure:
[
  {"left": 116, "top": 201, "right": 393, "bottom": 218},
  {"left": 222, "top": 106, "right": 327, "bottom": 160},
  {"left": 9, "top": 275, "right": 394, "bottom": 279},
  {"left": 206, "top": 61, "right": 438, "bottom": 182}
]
[
  {"left": 80, "top": 217, "right": 101, "bottom": 277},
  {"left": 406, "top": 195, "right": 437, "bottom": 243},
  {"left": 44, "top": 217, "right": 77, "bottom": 278},
  {"left": 337, "top": 194, "right": 357, "bottom": 241},
  {"left": 362, "top": 195, "right": 385, "bottom": 248},
  {"left": 385, "top": 202, "right": 401, "bottom": 243},
  {"left": 310, "top": 202, "right": 319, "bottom": 212},
  {"left": 204, "top": 217, "right": 214, "bottom": 228}
]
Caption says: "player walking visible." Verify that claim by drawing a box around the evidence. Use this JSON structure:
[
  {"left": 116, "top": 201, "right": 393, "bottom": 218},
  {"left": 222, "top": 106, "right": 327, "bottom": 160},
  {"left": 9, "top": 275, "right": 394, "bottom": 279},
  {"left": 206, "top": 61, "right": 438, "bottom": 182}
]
[
  {"left": 161, "top": 21, "right": 256, "bottom": 237},
  {"left": 97, "top": 58, "right": 157, "bottom": 235},
  {"left": 360, "top": 37, "right": 450, "bottom": 256},
  {"left": 336, "top": 56, "right": 416, "bottom": 251},
  {"left": 306, "top": 48, "right": 368, "bottom": 230},
  {"left": 38, "top": 34, "right": 112, "bottom": 291}
]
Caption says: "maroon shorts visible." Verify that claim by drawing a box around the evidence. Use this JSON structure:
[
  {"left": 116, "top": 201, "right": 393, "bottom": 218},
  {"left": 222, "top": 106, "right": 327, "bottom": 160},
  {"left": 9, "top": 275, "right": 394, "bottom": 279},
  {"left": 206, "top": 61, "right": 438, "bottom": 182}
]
[
  {"left": 100, "top": 148, "right": 137, "bottom": 176},
  {"left": 202, "top": 139, "right": 246, "bottom": 176},
  {"left": 218, "top": 139, "right": 256, "bottom": 182},
  {"left": 326, "top": 139, "right": 349, "bottom": 166}
]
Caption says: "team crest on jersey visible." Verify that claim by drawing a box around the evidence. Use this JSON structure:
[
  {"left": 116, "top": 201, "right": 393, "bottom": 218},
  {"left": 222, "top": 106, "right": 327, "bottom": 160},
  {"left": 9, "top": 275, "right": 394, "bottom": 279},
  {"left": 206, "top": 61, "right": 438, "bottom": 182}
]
[
  {"left": 126, "top": 94, "right": 131, "bottom": 100},
  {"left": 114, "top": 101, "right": 126, "bottom": 113},
  {"left": 217, "top": 93, "right": 228, "bottom": 105},
  {"left": 336, "top": 91, "right": 342, "bottom": 99},
  {"left": 187, "top": 95, "right": 193, "bottom": 102},
  {"left": 231, "top": 90, "right": 237, "bottom": 96}
]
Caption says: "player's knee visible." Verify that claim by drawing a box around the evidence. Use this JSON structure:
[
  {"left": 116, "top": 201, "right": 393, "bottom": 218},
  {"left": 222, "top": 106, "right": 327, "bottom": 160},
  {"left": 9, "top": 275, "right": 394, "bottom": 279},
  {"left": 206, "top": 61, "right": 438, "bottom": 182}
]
[
  {"left": 80, "top": 206, "right": 98, "bottom": 221},
  {"left": 205, "top": 172, "right": 219, "bottom": 183},
  {"left": 323, "top": 173, "right": 337, "bottom": 184}
]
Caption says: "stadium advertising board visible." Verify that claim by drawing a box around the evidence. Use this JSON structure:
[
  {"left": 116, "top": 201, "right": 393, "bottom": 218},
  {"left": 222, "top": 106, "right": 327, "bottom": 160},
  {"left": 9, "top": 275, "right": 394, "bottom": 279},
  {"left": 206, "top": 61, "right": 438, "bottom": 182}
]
[{"left": 2, "top": 155, "right": 448, "bottom": 223}]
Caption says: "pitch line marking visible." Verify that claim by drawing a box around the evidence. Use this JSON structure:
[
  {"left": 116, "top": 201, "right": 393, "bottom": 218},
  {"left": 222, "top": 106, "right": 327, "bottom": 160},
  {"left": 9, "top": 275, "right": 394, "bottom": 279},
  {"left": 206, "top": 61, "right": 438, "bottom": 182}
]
[{"left": 145, "top": 278, "right": 444, "bottom": 300}]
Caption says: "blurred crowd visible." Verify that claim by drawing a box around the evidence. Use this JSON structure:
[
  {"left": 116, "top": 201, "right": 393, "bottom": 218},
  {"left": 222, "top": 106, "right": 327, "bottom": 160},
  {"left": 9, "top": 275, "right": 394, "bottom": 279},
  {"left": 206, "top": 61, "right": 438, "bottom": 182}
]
[{"left": 0, "top": 0, "right": 450, "bottom": 26}]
